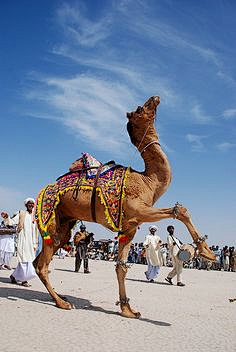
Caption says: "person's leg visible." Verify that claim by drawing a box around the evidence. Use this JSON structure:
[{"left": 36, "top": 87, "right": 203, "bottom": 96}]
[
  {"left": 75, "top": 252, "right": 81, "bottom": 272},
  {"left": 83, "top": 257, "right": 90, "bottom": 273},
  {"left": 4, "top": 252, "right": 13, "bottom": 269},
  {"left": 148, "top": 265, "right": 160, "bottom": 281},
  {"left": 176, "top": 259, "right": 184, "bottom": 286},
  {"left": 165, "top": 256, "right": 177, "bottom": 285},
  {"left": 167, "top": 257, "right": 177, "bottom": 279},
  {"left": 145, "top": 263, "right": 152, "bottom": 280}
]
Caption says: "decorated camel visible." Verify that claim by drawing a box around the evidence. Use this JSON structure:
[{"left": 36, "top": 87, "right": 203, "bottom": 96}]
[{"left": 34, "top": 96, "right": 215, "bottom": 318}]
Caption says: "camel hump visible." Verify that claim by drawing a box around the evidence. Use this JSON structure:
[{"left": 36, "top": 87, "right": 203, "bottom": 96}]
[{"left": 69, "top": 152, "right": 102, "bottom": 172}]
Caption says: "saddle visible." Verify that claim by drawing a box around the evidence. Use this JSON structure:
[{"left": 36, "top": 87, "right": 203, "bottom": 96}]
[
  {"left": 35, "top": 153, "right": 130, "bottom": 234},
  {"left": 69, "top": 152, "right": 115, "bottom": 177}
]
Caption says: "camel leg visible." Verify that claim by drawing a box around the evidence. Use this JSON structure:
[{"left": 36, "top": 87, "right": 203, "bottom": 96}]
[
  {"left": 136, "top": 204, "right": 215, "bottom": 261},
  {"left": 115, "top": 228, "right": 141, "bottom": 318},
  {"left": 34, "top": 221, "right": 73, "bottom": 309},
  {"left": 33, "top": 242, "right": 73, "bottom": 309}
]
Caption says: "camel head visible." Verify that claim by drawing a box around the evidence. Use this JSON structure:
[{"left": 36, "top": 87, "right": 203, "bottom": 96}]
[
  {"left": 197, "top": 240, "right": 216, "bottom": 262},
  {"left": 126, "top": 96, "right": 160, "bottom": 150}
]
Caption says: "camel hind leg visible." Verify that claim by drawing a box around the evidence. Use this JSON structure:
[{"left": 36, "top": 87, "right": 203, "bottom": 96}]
[
  {"left": 115, "top": 228, "right": 141, "bottom": 318},
  {"left": 33, "top": 221, "right": 73, "bottom": 309}
]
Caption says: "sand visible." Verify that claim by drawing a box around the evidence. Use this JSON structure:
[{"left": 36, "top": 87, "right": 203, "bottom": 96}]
[{"left": 0, "top": 256, "right": 235, "bottom": 352}]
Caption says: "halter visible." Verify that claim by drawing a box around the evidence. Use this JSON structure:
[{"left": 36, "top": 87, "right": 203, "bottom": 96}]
[
  {"left": 135, "top": 121, "right": 160, "bottom": 156},
  {"left": 140, "top": 140, "right": 160, "bottom": 155}
]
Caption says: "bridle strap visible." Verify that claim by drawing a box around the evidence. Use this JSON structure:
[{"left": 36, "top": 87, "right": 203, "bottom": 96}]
[{"left": 140, "top": 140, "right": 160, "bottom": 155}]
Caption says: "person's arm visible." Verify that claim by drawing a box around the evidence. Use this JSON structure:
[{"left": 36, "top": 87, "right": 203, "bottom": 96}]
[
  {"left": 143, "top": 235, "right": 150, "bottom": 248},
  {"left": 1, "top": 212, "right": 19, "bottom": 226},
  {"left": 33, "top": 224, "right": 39, "bottom": 252},
  {"left": 156, "top": 237, "right": 162, "bottom": 249}
]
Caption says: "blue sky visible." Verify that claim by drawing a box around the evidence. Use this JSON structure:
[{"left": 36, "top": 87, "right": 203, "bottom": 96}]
[{"left": 0, "top": 0, "right": 235, "bottom": 246}]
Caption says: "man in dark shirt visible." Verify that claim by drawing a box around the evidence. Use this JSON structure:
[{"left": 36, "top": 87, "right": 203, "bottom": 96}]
[{"left": 74, "top": 224, "right": 93, "bottom": 273}]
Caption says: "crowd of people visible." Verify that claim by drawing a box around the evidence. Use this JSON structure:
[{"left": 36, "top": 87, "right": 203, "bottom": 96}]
[
  {"left": 73, "top": 232, "right": 236, "bottom": 274},
  {"left": 0, "top": 197, "right": 235, "bottom": 289},
  {"left": 62, "top": 225, "right": 236, "bottom": 279}
]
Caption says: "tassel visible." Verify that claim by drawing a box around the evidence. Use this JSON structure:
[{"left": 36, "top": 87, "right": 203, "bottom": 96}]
[{"left": 43, "top": 232, "right": 53, "bottom": 245}]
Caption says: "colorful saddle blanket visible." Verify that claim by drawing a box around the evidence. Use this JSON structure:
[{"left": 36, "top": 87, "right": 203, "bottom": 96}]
[
  {"left": 69, "top": 152, "right": 115, "bottom": 177},
  {"left": 35, "top": 162, "right": 129, "bottom": 233}
]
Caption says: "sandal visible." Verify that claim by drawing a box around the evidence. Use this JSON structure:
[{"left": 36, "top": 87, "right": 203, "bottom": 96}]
[{"left": 21, "top": 281, "right": 31, "bottom": 287}]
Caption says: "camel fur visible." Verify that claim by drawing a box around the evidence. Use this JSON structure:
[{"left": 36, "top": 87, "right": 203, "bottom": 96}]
[{"left": 33, "top": 96, "right": 216, "bottom": 318}]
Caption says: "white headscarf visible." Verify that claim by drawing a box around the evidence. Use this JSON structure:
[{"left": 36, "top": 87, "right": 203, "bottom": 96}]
[
  {"left": 149, "top": 225, "right": 158, "bottom": 232},
  {"left": 24, "top": 197, "right": 35, "bottom": 205}
]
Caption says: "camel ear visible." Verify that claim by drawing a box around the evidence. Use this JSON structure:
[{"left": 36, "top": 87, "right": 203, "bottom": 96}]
[
  {"left": 136, "top": 106, "right": 142, "bottom": 113},
  {"left": 127, "top": 112, "right": 132, "bottom": 119}
]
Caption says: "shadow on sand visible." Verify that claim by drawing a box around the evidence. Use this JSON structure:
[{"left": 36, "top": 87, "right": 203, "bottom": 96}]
[
  {"left": 54, "top": 268, "right": 77, "bottom": 273},
  {"left": 0, "top": 277, "right": 171, "bottom": 326},
  {"left": 126, "top": 277, "right": 171, "bottom": 286}
]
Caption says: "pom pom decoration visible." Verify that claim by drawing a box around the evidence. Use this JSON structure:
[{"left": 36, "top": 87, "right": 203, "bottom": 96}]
[
  {"left": 118, "top": 234, "right": 128, "bottom": 243},
  {"left": 43, "top": 232, "right": 53, "bottom": 245}
]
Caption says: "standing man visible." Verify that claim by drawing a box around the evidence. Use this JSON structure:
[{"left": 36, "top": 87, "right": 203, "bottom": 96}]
[
  {"left": 74, "top": 224, "right": 93, "bottom": 273},
  {"left": 0, "top": 221, "right": 15, "bottom": 270},
  {"left": 165, "top": 225, "right": 185, "bottom": 287},
  {"left": 1, "top": 198, "right": 38, "bottom": 287},
  {"left": 144, "top": 225, "right": 162, "bottom": 282}
]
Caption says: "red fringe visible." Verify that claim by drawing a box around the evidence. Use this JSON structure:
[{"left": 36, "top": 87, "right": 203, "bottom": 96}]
[
  {"left": 44, "top": 238, "right": 53, "bottom": 245},
  {"left": 119, "top": 236, "right": 128, "bottom": 243}
]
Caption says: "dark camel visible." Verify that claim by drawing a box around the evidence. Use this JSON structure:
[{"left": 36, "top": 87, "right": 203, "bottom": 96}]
[{"left": 34, "top": 96, "right": 216, "bottom": 318}]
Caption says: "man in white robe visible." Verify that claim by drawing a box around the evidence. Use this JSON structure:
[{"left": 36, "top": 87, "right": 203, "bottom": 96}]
[
  {"left": 144, "top": 225, "right": 162, "bottom": 282},
  {"left": 0, "top": 223, "right": 15, "bottom": 270},
  {"left": 165, "top": 225, "right": 185, "bottom": 287},
  {"left": 1, "top": 198, "right": 38, "bottom": 287}
]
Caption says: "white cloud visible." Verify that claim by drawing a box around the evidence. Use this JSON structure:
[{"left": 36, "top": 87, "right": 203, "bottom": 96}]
[
  {"left": 223, "top": 108, "right": 236, "bottom": 120},
  {"left": 216, "top": 142, "right": 236, "bottom": 152},
  {"left": 56, "top": 3, "right": 112, "bottom": 47},
  {"left": 186, "top": 134, "right": 206, "bottom": 152},
  {"left": 22, "top": 2, "right": 227, "bottom": 159},
  {"left": 117, "top": 5, "right": 221, "bottom": 67},
  {"left": 191, "top": 104, "right": 213, "bottom": 125},
  {"left": 217, "top": 71, "right": 236, "bottom": 86},
  {"left": 24, "top": 74, "right": 138, "bottom": 155}
]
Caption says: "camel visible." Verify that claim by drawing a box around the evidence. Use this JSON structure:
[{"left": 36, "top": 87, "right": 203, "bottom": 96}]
[{"left": 33, "top": 96, "right": 216, "bottom": 318}]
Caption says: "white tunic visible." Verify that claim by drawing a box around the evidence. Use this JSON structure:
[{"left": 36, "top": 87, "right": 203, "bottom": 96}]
[
  {"left": 5, "top": 211, "right": 37, "bottom": 262},
  {"left": 167, "top": 234, "right": 182, "bottom": 258},
  {"left": 0, "top": 234, "right": 15, "bottom": 253},
  {"left": 144, "top": 234, "right": 161, "bottom": 266},
  {"left": 0, "top": 233, "right": 15, "bottom": 266}
]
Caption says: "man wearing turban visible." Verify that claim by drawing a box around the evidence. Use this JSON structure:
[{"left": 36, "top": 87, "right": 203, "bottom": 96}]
[
  {"left": 143, "top": 225, "right": 162, "bottom": 282},
  {"left": 1, "top": 198, "right": 38, "bottom": 287}
]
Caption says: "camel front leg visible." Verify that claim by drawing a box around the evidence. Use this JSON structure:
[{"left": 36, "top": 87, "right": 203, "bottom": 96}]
[
  {"left": 34, "top": 221, "right": 73, "bottom": 309},
  {"left": 33, "top": 243, "right": 73, "bottom": 310},
  {"left": 115, "top": 228, "right": 141, "bottom": 318},
  {"left": 137, "top": 204, "right": 215, "bottom": 261}
]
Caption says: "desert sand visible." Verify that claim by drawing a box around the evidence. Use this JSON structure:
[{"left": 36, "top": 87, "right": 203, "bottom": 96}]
[{"left": 0, "top": 256, "right": 235, "bottom": 352}]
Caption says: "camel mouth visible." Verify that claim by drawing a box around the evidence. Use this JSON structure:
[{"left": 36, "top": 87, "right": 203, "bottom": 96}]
[
  {"left": 143, "top": 96, "right": 160, "bottom": 111},
  {"left": 200, "top": 251, "right": 216, "bottom": 262},
  {"left": 197, "top": 241, "right": 216, "bottom": 262}
]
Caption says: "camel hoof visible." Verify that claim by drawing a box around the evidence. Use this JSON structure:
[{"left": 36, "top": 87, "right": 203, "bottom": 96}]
[
  {"left": 56, "top": 300, "right": 73, "bottom": 310},
  {"left": 121, "top": 311, "right": 141, "bottom": 319},
  {"left": 120, "top": 307, "right": 141, "bottom": 319}
]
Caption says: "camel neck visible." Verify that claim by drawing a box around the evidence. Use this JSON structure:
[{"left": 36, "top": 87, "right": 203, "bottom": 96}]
[{"left": 141, "top": 142, "right": 172, "bottom": 198}]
